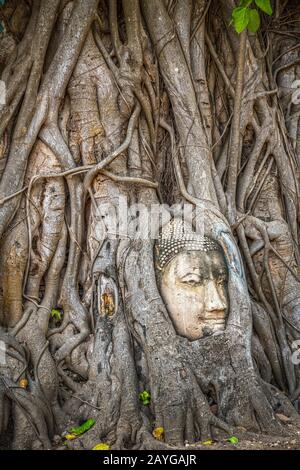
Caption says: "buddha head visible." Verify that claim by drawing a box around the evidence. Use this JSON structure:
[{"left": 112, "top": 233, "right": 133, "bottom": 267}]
[{"left": 155, "top": 219, "right": 229, "bottom": 341}]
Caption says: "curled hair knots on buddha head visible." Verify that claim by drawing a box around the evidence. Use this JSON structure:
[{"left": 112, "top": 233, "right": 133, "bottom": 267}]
[{"left": 155, "top": 218, "right": 222, "bottom": 270}]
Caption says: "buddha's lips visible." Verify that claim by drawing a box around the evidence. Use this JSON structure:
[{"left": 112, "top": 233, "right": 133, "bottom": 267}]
[
  {"left": 201, "top": 318, "right": 226, "bottom": 324},
  {"left": 199, "top": 314, "right": 227, "bottom": 322}
]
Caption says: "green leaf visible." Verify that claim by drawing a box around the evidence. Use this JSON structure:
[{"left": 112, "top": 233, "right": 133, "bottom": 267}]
[
  {"left": 232, "top": 7, "right": 250, "bottom": 33},
  {"left": 51, "top": 309, "right": 61, "bottom": 320},
  {"left": 69, "top": 419, "right": 95, "bottom": 436},
  {"left": 238, "top": 0, "right": 252, "bottom": 7},
  {"left": 255, "top": 0, "right": 273, "bottom": 15},
  {"left": 0, "top": 0, "right": 6, "bottom": 5},
  {"left": 248, "top": 9, "right": 261, "bottom": 32},
  {"left": 139, "top": 390, "right": 151, "bottom": 405},
  {"left": 228, "top": 436, "right": 239, "bottom": 444},
  {"left": 232, "top": 6, "right": 245, "bottom": 19}
]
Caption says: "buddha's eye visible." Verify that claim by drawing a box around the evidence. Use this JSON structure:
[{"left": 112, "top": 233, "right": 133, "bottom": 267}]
[
  {"left": 185, "top": 280, "right": 198, "bottom": 286},
  {"left": 180, "top": 274, "right": 203, "bottom": 286}
]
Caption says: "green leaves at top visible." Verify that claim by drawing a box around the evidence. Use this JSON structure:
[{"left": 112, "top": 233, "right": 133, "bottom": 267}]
[
  {"left": 232, "top": 7, "right": 250, "bottom": 34},
  {"left": 255, "top": 0, "right": 273, "bottom": 16},
  {"left": 238, "top": 0, "right": 252, "bottom": 7},
  {"left": 232, "top": 0, "right": 273, "bottom": 34},
  {"left": 248, "top": 8, "right": 260, "bottom": 32}
]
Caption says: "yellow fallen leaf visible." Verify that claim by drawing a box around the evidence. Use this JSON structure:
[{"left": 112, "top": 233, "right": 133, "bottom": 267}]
[
  {"left": 19, "top": 379, "right": 28, "bottom": 389},
  {"left": 92, "top": 443, "right": 110, "bottom": 450},
  {"left": 152, "top": 427, "right": 164, "bottom": 441},
  {"left": 64, "top": 433, "right": 77, "bottom": 440},
  {"left": 202, "top": 439, "right": 213, "bottom": 445}
]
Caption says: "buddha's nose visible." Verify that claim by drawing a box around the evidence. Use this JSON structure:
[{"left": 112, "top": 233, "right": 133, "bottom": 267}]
[{"left": 204, "top": 280, "right": 227, "bottom": 312}]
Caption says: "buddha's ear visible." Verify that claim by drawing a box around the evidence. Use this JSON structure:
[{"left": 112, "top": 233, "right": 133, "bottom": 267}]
[
  {"left": 210, "top": 229, "right": 252, "bottom": 335},
  {"left": 213, "top": 230, "right": 244, "bottom": 280}
]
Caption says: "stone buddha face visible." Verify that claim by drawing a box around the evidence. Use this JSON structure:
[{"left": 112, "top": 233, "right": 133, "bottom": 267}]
[{"left": 155, "top": 220, "right": 228, "bottom": 341}]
